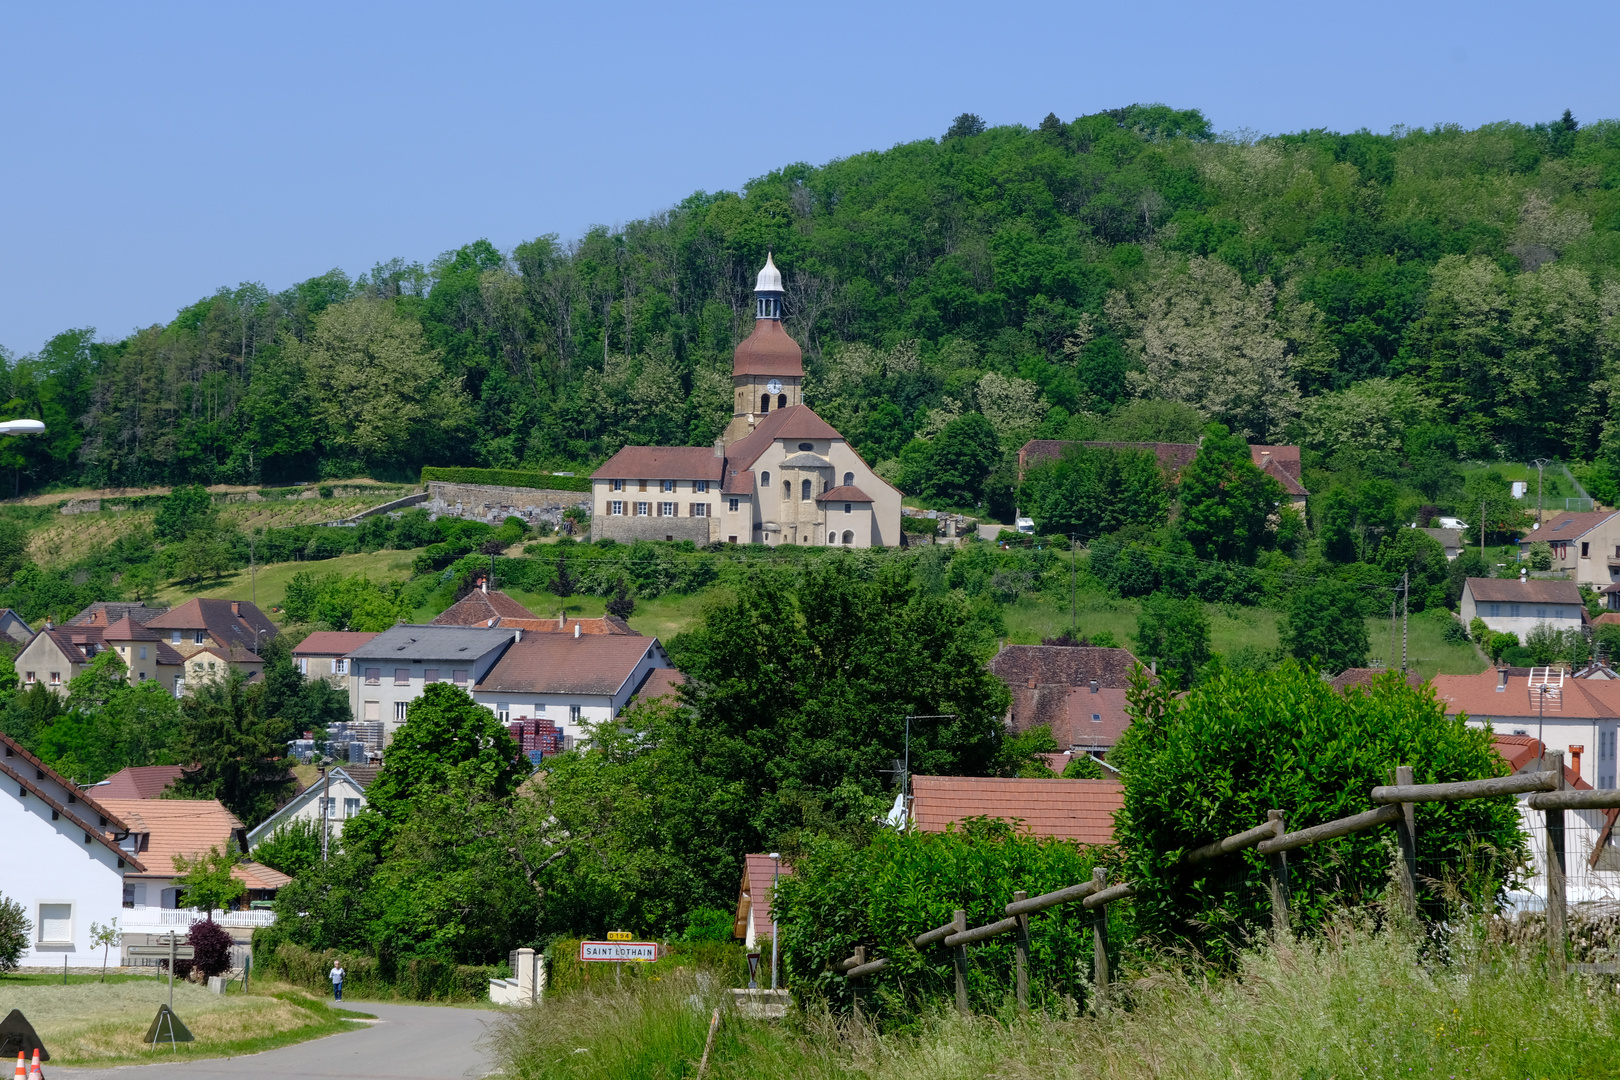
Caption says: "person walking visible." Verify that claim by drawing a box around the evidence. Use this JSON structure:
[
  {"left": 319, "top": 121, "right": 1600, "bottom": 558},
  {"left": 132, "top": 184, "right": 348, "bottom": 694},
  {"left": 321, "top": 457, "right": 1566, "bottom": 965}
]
[{"left": 329, "top": 961, "right": 345, "bottom": 1002}]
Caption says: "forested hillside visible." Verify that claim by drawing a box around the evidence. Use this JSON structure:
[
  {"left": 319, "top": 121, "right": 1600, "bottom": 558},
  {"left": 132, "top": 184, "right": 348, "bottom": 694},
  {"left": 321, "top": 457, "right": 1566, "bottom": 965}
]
[{"left": 3, "top": 105, "right": 1617, "bottom": 498}]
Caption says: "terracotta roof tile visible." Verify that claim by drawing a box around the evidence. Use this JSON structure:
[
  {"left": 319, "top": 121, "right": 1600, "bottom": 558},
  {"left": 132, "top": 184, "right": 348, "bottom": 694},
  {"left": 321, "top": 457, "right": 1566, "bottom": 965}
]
[
  {"left": 633, "top": 667, "right": 686, "bottom": 703},
  {"left": 1536, "top": 510, "right": 1620, "bottom": 541},
  {"left": 722, "top": 469, "right": 755, "bottom": 496},
  {"left": 475, "top": 633, "right": 667, "bottom": 696},
  {"left": 815, "top": 485, "right": 874, "bottom": 503},
  {"left": 497, "top": 615, "right": 639, "bottom": 636},
  {"left": 911, "top": 776, "right": 1122, "bottom": 844},
  {"left": 1329, "top": 668, "right": 1426, "bottom": 693},
  {"left": 233, "top": 861, "right": 292, "bottom": 890},
  {"left": 1063, "top": 687, "right": 1132, "bottom": 750},
  {"left": 100, "top": 798, "right": 245, "bottom": 878},
  {"left": 102, "top": 765, "right": 184, "bottom": 800},
  {"left": 732, "top": 319, "right": 804, "bottom": 378},
  {"left": 144, "top": 599, "right": 277, "bottom": 662},
  {"left": 725, "top": 406, "right": 843, "bottom": 472},
  {"left": 734, "top": 852, "right": 793, "bottom": 940},
  {"left": 431, "top": 591, "right": 540, "bottom": 627},
  {"left": 990, "top": 645, "right": 1152, "bottom": 735},
  {"left": 1464, "top": 577, "right": 1583, "bottom": 605},
  {"left": 1432, "top": 668, "right": 1620, "bottom": 721},
  {"left": 592, "top": 446, "right": 725, "bottom": 482},
  {"left": 293, "top": 631, "right": 380, "bottom": 656}
]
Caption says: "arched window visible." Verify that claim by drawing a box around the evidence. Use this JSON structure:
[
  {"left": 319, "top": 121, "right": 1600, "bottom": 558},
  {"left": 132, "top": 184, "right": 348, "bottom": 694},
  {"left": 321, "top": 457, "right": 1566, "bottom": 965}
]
[
  {"left": 842, "top": 530, "right": 854, "bottom": 545},
  {"left": 778, "top": 394, "right": 787, "bottom": 409},
  {"left": 783, "top": 480, "right": 791, "bottom": 500},
  {"left": 823, "top": 480, "right": 829, "bottom": 493},
  {"left": 801, "top": 479, "right": 812, "bottom": 501},
  {"left": 828, "top": 532, "right": 836, "bottom": 544},
  {"left": 760, "top": 471, "right": 769, "bottom": 488},
  {"left": 760, "top": 393, "right": 770, "bottom": 413},
  {"left": 843, "top": 472, "right": 854, "bottom": 487}
]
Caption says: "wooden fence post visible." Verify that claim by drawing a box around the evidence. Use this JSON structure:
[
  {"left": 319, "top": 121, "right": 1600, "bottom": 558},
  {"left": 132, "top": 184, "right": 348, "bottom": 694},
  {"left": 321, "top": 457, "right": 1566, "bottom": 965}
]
[
  {"left": 1545, "top": 750, "right": 1567, "bottom": 976},
  {"left": 952, "top": 910, "right": 969, "bottom": 1016},
  {"left": 1012, "top": 889, "right": 1029, "bottom": 1015},
  {"left": 1393, "top": 765, "right": 1419, "bottom": 922},
  {"left": 1266, "top": 810, "right": 1290, "bottom": 933},
  {"left": 852, "top": 945, "right": 865, "bottom": 1019},
  {"left": 1091, "top": 867, "right": 1109, "bottom": 1000}
]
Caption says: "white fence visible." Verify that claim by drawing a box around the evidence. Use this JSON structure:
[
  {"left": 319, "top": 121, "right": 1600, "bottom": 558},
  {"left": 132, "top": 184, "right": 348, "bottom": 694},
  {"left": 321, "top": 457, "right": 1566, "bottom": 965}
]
[{"left": 121, "top": 906, "right": 276, "bottom": 932}]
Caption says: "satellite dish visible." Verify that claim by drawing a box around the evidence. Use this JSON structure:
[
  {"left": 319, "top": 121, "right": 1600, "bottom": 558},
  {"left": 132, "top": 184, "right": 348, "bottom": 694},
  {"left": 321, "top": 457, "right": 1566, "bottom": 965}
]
[{"left": 0, "top": 419, "right": 45, "bottom": 436}]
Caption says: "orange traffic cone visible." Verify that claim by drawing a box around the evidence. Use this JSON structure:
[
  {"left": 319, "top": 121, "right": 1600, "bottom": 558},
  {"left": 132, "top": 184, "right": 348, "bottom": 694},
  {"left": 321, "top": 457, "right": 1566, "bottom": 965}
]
[
  {"left": 11, "top": 1051, "right": 22, "bottom": 1080},
  {"left": 25, "top": 1049, "right": 38, "bottom": 1080}
]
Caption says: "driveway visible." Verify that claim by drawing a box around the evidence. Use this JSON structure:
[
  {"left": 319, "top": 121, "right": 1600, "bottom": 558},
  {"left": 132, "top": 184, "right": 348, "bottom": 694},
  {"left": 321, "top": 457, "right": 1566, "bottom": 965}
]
[{"left": 48, "top": 1002, "right": 504, "bottom": 1079}]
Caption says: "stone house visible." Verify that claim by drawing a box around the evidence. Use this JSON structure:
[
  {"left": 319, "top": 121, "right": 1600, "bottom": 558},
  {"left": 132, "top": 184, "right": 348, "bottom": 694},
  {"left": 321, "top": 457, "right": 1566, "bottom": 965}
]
[
  {"left": 143, "top": 598, "right": 277, "bottom": 691},
  {"left": 1459, "top": 577, "right": 1585, "bottom": 640}
]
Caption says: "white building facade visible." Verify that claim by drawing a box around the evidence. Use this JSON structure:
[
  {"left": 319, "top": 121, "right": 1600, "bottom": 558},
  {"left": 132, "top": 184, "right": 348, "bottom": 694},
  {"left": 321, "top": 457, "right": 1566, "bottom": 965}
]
[
  {"left": 344, "top": 625, "right": 518, "bottom": 740},
  {"left": 1459, "top": 576, "right": 1585, "bottom": 640},
  {"left": 472, "top": 632, "right": 674, "bottom": 747}
]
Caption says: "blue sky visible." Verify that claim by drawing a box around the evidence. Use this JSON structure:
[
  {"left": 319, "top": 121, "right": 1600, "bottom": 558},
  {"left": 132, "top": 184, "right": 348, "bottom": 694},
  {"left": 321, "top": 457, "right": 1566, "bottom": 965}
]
[{"left": 1, "top": 1, "right": 1615, "bottom": 355}]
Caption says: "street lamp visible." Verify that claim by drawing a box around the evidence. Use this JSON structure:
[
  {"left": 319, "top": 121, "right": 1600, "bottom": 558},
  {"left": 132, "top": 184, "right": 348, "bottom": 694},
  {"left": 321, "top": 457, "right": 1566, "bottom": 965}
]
[{"left": 769, "top": 852, "right": 781, "bottom": 991}]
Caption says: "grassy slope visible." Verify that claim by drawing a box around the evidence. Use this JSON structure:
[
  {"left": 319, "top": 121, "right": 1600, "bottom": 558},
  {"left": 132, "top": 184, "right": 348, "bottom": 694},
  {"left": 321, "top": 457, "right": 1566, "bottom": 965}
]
[
  {"left": 154, "top": 549, "right": 427, "bottom": 623},
  {"left": 0, "top": 976, "right": 371, "bottom": 1066}
]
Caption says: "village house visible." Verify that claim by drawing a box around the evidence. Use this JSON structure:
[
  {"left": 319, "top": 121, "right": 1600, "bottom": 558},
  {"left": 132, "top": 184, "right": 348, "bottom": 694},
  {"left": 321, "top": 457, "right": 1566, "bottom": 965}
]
[
  {"left": 1458, "top": 576, "right": 1585, "bottom": 640},
  {"left": 1519, "top": 510, "right": 1620, "bottom": 586},
  {"left": 471, "top": 631, "right": 674, "bottom": 748},
  {"left": 1430, "top": 667, "right": 1620, "bottom": 790},
  {"left": 988, "top": 643, "right": 1151, "bottom": 760},
  {"left": 101, "top": 765, "right": 184, "bottom": 799},
  {"left": 734, "top": 853, "right": 792, "bottom": 949},
  {"left": 1488, "top": 734, "right": 1620, "bottom": 909},
  {"left": 100, "top": 797, "right": 255, "bottom": 910},
  {"left": 2, "top": 732, "right": 143, "bottom": 966},
  {"left": 591, "top": 256, "right": 903, "bottom": 548},
  {"left": 0, "top": 608, "right": 30, "bottom": 643},
  {"left": 292, "top": 631, "right": 379, "bottom": 684},
  {"left": 432, "top": 583, "right": 638, "bottom": 635},
  {"left": 246, "top": 764, "right": 379, "bottom": 852},
  {"left": 142, "top": 598, "right": 277, "bottom": 691},
  {"left": 1419, "top": 526, "right": 1465, "bottom": 561},
  {"left": 343, "top": 624, "right": 518, "bottom": 739}
]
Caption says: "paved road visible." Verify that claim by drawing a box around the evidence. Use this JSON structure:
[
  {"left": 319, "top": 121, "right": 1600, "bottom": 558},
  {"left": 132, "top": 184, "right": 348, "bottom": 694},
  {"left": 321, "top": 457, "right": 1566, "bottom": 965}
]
[{"left": 49, "top": 1002, "right": 503, "bottom": 1080}]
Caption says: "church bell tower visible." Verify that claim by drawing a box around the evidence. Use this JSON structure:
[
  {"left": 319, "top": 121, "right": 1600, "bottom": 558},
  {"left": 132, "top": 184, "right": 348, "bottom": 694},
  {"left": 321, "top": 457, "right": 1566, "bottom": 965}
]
[{"left": 724, "top": 253, "right": 804, "bottom": 445}]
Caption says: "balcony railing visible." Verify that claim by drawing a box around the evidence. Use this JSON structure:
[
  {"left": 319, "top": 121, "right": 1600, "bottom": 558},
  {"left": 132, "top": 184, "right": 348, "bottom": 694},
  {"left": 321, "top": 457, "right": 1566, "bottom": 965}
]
[{"left": 121, "top": 906, "right": 276, "bottom": 929}]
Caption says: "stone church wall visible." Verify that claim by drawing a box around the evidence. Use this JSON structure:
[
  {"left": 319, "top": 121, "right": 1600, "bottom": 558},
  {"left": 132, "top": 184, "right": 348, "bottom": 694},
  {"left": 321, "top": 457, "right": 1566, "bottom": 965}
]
[{"left": 592, "top": 514, "right": 716, "bottom": 544}]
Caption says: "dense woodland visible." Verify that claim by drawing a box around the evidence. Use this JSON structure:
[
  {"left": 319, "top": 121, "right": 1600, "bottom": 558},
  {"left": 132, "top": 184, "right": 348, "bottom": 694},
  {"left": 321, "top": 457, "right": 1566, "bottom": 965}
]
[{"left": 2, "top": 105, "right": 1617, "bottom": 505}]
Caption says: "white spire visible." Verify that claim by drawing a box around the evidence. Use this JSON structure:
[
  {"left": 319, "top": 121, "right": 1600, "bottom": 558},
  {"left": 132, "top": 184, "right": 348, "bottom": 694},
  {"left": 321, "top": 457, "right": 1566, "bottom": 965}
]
[{"left": 755, "top": 252, "right": 783, "bottom": 294}]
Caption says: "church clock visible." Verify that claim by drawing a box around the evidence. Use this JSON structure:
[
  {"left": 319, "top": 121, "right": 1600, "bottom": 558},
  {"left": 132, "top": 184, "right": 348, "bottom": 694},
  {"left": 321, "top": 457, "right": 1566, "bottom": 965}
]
[{"left": 765, "top": 379, "right": 783, "bottom": 396}]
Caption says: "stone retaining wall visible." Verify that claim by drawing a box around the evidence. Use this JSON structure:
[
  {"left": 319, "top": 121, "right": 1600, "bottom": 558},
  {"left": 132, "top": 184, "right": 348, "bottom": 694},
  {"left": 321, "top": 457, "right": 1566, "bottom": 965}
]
[
  {"left": 591, "top": 513, "right": 715, "bottom": 544},
  {"left": 428, "top": 481, "right": 591, "bottom": 527}
]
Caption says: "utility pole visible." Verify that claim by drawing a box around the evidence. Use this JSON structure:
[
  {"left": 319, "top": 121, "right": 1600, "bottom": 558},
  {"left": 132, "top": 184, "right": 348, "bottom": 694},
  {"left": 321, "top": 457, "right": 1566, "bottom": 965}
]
[
  {"left": 1069, "top": 533, "right": 1077, "bottom": 638},
  {"left": 1533, "top": 458, "right": 1550, "bottom": 526},
  {"left": 1480, "top": 498, "right": 1487, "bottom": 562},
  {"left": 321, "top": 763, "right": 331, "bottom": 862},
  {"left": 249, "top": 529, "right": 256, "bottom": 606},
  {"left": 1402, "top": 570, "right": 1409, "bottom": 674}
]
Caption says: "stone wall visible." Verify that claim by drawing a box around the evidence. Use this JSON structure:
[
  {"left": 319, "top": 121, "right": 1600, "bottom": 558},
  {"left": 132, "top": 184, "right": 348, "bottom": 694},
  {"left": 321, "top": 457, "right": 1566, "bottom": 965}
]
[
  {"left": 592, "top": 513, "right": 715, "bottom": 544},
  {"left": 428, "top": 482, "right": 590, "bottom": 527}
]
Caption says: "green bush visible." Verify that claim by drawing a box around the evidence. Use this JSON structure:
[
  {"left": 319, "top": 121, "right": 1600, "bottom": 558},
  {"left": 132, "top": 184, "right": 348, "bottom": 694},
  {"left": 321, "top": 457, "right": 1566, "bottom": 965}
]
[
  {"left": 901, "top": 516, "right": 939, "bottom": 534},
  {"left": 0, "top": 892, "right": 28, "bottom": 972},
  {"left": 775, "top": 821, "right": 1116, "bottom": 1017},
  {"left": 421, "top": 466, "right": 592, "bottom": 493},
  {"left": 546, "top": 938, "right": 747, "bottom": 997},
  {"left": 252, "top": 938, "right": 494, "bottom": 1001},
  {"left": 1113, "top": 666, "right": 1525, "bottom": 965}
]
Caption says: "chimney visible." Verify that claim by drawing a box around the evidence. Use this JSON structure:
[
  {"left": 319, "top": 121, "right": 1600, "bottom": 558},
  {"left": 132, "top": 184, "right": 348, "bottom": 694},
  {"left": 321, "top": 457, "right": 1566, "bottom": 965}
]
[
  {"left": 714, "top": 436, "right": 725, "bottom": 458},
  {"left": 514, "top": 629, "right": 523, "bottom": 643},
  {"left": 1497, "top": 667, "right": 1508, "bottom": 691},
  {"left": 574, "top": 622, "right": 581, "bottom": 639},
  {"left": 482, "top": 576, "right": 489, "bottom": 594},
  {"left": 1089, "top": 679, "right": 1099, "bottom": 694},
  {"left": 1027, "top": 677, "right": 1037, "bottom": 689},
  {"left": 44, "top": 617, "right": 53, "bottom": 630},
  {"left": 231, "top": 602, "right": 240, "bottom": 615},
  {"left": 1520, "top": 567, "right": 1527, "bottom": 583},
  {"left": 1570, "top": 744, "right": 1585, "bottom": 778},
  {"left": 559, "top": 611, "right": 566, "bottom": 629}
]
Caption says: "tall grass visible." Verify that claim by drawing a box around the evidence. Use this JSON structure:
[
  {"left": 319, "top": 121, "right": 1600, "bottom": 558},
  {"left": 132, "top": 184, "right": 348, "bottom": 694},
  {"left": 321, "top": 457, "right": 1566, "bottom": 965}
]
[{"left": 491, "top": 921, "right": 1620, "bottom": 1079}]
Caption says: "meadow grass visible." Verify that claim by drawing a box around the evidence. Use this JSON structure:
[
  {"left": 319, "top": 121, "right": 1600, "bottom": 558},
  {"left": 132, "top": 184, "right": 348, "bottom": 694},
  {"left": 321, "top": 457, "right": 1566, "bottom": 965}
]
[
  {"left": 0, "top": 975, "right": 372, "bottom": 1065},
  {"left": 491, "top": 924, "right": 1620, "bottom": 1080},
  {"left": 154, "top": 548, "right": 428, "bottom": 621}
]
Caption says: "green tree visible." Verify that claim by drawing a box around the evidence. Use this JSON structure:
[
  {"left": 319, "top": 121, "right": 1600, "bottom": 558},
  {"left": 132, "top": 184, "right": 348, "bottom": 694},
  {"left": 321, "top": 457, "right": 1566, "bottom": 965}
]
[
  {"left": 1060, "top": 753, "right": 1106, "bottom": 779},
  {"left": 89, "top": 917, "right": 120, "bottom": 981},
  {"left": 923, "top": 412, "right": 1000, "bottom": 508},
  {"left": 1132, "top": 591, "right": 1211, "bottom": 689},
  {"left": 996, "top": 724, "right": 1061, "bottom": 778},
  {"left": 154, "top": 484, "right": 216, "bottom": 541},
  {"left": 172, "top": 843, "right": 247, "bottom": 916},
  {"left": 1019, "top": 444, "right": 1170, "bottom": 538},
  {"left": 170, "top": 670, "right": 296, "bottom": 827},
  {"left": 1460, "top": 471, "right": 1523, "bottom": 547},
  {"left": 1113, "top": 666, "right": 1525, "bottom": 964},
  {"left": 1282, "top": 579, "right": 1371, "bottom": 672},
  {"left": 1178, "top": 424, "right": 1284, "bottom": 564},
  {"left": 252, "top": 818, "right": 324, "bottom": 878}
]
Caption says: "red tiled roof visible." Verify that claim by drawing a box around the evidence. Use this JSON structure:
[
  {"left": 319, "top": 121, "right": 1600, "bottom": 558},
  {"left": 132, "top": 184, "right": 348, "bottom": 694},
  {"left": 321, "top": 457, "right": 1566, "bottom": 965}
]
[
  {"left": 725, "top": 406, "right": 843, "bottom": 471},
  {"left": 500, "top": 615, "right": 639, "bottom": 636},
  {"left": 722, "top": 469, "right": 755, "bottom": 496},
  {"left": 294, "top": 631, "right": 380, "bottom": 656},
  {"left": 990, "top": 645, "right": 1152, "bottom": 735},
  {"left": 1248, "top": 445, "right": 1302, "bottom": 480},
  {"left": 431, "top": 591, "right": 540, "bottom": 627},
  {"left": 633, "top": 666, "right": 686, "bottom": 703},
  {"left": 1329, "top": 668, "right": 1426, "bottom": 693},
  {"left": 732, "top": 318, "right": 804, "bottom": 378},
  {"left": 144, "top": 599, "right": 277, "bottom": 662},
  {"left": 815, "top": 485, "right": 873, "bottom": 503},
  {"left": 591, "top": 446, "right": 725, "bottom": 482},
  {"left": 734, "top": 853, "right": 793, "bottom": 940},
  {"left": 1464, "top": 577, "right": 1583, "bottom": 605},
  {"left": 233, "top": 862, "right": 292, "bottom": 891},
  {"left": 1063, "top": 687, "right": 1131, "bottom": 750},
  {"left": 1259, "top": 457, "right": 1309, "bottom": 495},
  {"left": 1490, "top": 733, "right": 1590, "bottom": 789},
  {"left": 102, "top": 765, "right": 184, "bottom": 800},
  {"left": 910, "top": 775, "right": 1123, "bottom": 844},
  {"left": 101, "top": 798, "right": 246, "bottom": 879},
  {"left": 1536, "top": 511, "right": 1620, "bottom": 542},
  {"left": 1431, "top": 669, "right": 1620, "bottom": 721},
  {"left": 69, "top": 602, "right": 168, "bottom": 627},
  {"left": 475, "top": 633, "right": 667, "bottom": 696},
  {"left": 1595, "top": 613, "right": 1620, "bottom": 627}
]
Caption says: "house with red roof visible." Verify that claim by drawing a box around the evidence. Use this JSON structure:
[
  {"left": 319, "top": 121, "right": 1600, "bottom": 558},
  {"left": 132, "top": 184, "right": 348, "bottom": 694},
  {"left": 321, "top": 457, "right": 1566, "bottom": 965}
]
[
  {"left": 909, "top": 775, "right": 1123, "bottom": 845},
  {"left": 733, "top": 853, "right": 792, "bottom": 948},
  {"left": 293, "top": 630, "right": 379, "bottom": 683},
  {"left": 590, "top": 256, "right": 903, "bottom": 548},
  {"left": 1518, "top": 509, "right": 1620, "bottom": 587},
  {"left": 471, "top": 631, "right": 673, "bottom": 747}
]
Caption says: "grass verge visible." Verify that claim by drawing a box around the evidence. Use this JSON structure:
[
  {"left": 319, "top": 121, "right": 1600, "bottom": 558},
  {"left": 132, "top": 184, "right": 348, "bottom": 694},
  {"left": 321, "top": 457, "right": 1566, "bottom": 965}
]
[
  {"left": 154, "top": 548, "right": 427, "bottom": 620},
  {"left": 0, "top": 976, "right": 373, "bottom": 1066},
  {"left": 490, "top": 923, "right": 1620, "bottom": 1080}
]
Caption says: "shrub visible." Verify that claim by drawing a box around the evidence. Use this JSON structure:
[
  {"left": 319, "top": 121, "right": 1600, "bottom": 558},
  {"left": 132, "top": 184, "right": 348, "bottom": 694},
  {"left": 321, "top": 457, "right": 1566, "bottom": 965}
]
[
  {"left": 1469, "top": 616, "right": 1489, "bottom": 642},
  {"left": 0, "top": 892, "right": 28, "bottom": 972},
  {"left": 1488, "top": 630, "right": 1519, "bottom": 662},
  {"left": 680, "top": 907, "right": 735, "bottom": 942},
  {"left": 1061, "top": 753, "right": 1106, "bottom": 779},
  {"left": 186, "top": 918, "right": 235, "bottom": 978},
  {"left": 1113, "top": 665, "right": 1526, "bottom": 966}
]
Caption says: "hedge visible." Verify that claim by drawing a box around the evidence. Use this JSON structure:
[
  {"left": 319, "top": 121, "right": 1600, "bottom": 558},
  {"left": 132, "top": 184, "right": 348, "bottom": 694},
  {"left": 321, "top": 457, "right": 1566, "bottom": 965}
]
[
  {"left": 421, "top": 466, "right": 592, "bottom": 493},
  {"left": 547, "top": 939, "right": 747, "bottom": 997},
  {"left": 253, "top": 939, "right": 494, "bottom": 1002}
]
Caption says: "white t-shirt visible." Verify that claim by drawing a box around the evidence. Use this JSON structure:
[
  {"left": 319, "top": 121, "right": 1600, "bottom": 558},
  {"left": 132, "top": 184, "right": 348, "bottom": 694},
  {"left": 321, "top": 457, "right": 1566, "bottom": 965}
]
[{"left": 330, "top": 966, "right": 345, "bottom": 984}]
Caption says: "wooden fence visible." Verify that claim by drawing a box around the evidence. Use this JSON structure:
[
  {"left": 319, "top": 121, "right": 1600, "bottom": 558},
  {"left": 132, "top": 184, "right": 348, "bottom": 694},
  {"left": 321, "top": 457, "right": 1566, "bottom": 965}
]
[{"left": 836, "top": 753, "right": 1614, "bottom": 1013}]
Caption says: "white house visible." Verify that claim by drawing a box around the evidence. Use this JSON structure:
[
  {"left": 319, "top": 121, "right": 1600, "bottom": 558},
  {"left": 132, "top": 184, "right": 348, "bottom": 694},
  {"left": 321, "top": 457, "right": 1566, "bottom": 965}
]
[
  {"left": 1432, "top": 667, "right": 1620, "bottom": 790},
  {"left": 344, "top": 624, "right": 518, "bottom": 739},
  {"left": 1519, "top": 510, "right": 1620, "bottom": 586},
  {"left": 1459, "top": 576, "right": 1585, "bottom": 640},
  {"left": 472, "top": 631, "right": 673, "bottom": 746},
  {"left": 1, "top": 732, "right": 141, "bottom": 966},
  {"left": 292, "top": 631, "right": 379, "bottom": 684},
  {"left": 246, "top": 765, "right": 378, "bottom": 851}
]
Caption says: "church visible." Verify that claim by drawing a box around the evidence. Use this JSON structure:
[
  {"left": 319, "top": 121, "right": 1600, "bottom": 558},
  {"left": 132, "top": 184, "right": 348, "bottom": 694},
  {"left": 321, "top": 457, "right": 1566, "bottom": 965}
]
[{"left": 591, "top": 256, "right": 903, "bottom": 547}]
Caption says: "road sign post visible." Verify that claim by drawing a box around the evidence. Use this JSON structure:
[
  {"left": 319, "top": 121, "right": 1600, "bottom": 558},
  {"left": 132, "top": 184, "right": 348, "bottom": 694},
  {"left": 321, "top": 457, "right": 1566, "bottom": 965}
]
[
  {"left": 128, "top": 935, "right": 193, "bottom": 1010},
  {"left": 578, "top": 940, "right": 660, "bottom": 963}
]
